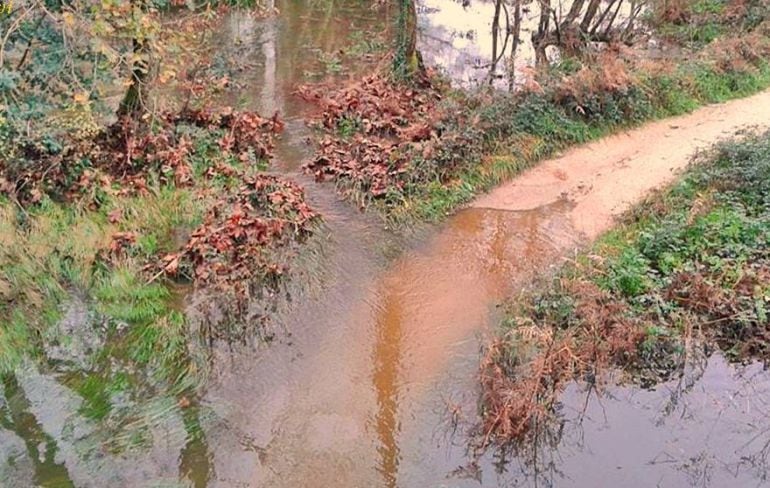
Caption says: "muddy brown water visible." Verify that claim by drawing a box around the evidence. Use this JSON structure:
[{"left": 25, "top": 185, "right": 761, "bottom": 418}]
[{"left": 3, "top": 1, "right": 770, "bottom": 487}]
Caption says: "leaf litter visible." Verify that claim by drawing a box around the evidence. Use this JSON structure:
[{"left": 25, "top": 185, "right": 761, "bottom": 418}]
[{"left": 1, "top": 108, "right": 319, "bottom": 319}]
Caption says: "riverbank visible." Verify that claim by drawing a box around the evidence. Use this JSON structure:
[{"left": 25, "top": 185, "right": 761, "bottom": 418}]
[
  {"left": 479, "top": 130, "right": 770, "bottom": 446},
  {"left": 0, "top": 109, "right": 319, "bottom": 458}
]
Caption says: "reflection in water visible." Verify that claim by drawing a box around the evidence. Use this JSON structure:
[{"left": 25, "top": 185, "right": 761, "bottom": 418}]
[
  {"left": 0, "top": 375, "right": 73, "bottom": 487},
  {"left": 418, "top": 0, "right": 543, "bottom": 86},
  {"left": 260, "top": 0, "right": 278, "bottom": 114},
  {"left": 505, "top": 352, "right": 770, "bottom": 487},
  {"left": 417, "top": 0, "right": 631, "bottom": 87},
  {"left": 6, "top": 2, "right": 770, "bottom": 487},
  {"left": 372, "top": 287, "right": 403, "bottom": 488},
  {"left": 179, "top": 406, "right": 212, "bottom": 488},
  {"left": 196, "top": 198, "right": 579, "bottom": 487}
]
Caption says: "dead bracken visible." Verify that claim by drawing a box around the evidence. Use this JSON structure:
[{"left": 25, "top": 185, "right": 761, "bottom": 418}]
[
  {"left": 478, "top": 133, "right": 770, "bottom": 449},
  {"left": 479, "top": 279, "right": 645, "bottom": 446},
  {"left": 1, "top": 107, "right": 318, "bottom": 303},
  {"left": 159, "top": 174, "right": 318, "bottom": 290},
  {"left": 299, "top": 73, "right": 455, "bottom": 201},
  {"left": 0, "top": 108, "right": 283, "bottom": 206}
]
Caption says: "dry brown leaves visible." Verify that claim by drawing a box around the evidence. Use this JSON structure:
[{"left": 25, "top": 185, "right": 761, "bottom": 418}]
[
  {"left": 299, "top": 74, "right": 444, "bottom": 199},
  {"left": 480, "top": 254, "right": 770, "bottom": 447},
  {"left": 666, "top": 261, "right": 770, "bottom": 357},
  {"left": 707, "top": 26, "right": 770, "bottom": 74},
  {"left": 3, "top": 106, "right": 320, "bottom": 305},
  {"left": 0, "top": 108, "right": 282, "bottom": 206},
  {"left": 556, "top": 52, "right": 635, "bottom": 106},
  {"left": 479, "top": 279, "right": 644, "bottom": 446},
  {"left": 159, "top": 175, "right": 317, "bottom": 292}
]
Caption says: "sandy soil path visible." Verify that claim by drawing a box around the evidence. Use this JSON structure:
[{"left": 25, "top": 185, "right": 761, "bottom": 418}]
[{"left": 472, "top": 89, "right": 770, "bottom": 238}]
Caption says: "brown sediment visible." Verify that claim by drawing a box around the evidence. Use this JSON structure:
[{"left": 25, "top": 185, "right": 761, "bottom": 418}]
[{"left": 201, "top": 89, "right": 770, "bottom": 487}]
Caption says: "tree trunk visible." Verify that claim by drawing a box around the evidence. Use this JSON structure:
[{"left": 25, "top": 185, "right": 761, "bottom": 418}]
[
  {"left": 532, "top": 0, "right": 552, "bottom": 65},
  {"left": 393, "top": 0, "right": 424, "bottom": 81},
  {"left": 508, "top": 0, "right": 522, "bottom": 91},
  {"left": 118, "top": 0, "right": 150, "bottom": 118},
  {"left": 490, "top": 0, "right": 503, "bottom": 82},
  {"left": 118, "top": 37, "right": 149, "bottom": 117}
]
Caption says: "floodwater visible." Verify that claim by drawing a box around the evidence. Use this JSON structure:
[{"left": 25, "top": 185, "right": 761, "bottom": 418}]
[
  {"left": 418, "top": 0, "right": 635, "bottom": 86},
  {"left": 418, "top": 0, "right": 542, "bottom": 86},
  {"left": 3, "top": 1, "right": 770, "bottom": 487}
]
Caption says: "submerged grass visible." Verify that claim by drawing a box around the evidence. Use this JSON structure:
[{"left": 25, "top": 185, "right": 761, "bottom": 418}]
[
  {"left": 0, "top": 104, "right": 319, "bottom": 457},
  {"left": 480, "top": 131, "right": 770, "bottom": 447},
  {"left": 0, "top": 185, "right": 209, "bottom": 444},
  {"left": 0, "top": 189, "right": 206, "bottom": 364}
]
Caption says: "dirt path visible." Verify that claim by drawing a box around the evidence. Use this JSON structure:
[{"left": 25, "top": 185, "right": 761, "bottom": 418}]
[
  {"left": 200, "top": 90, "right": 770, "bottom": 488},
  {"left": 473, "top": 89, "right": 770, "bottom": 238}
]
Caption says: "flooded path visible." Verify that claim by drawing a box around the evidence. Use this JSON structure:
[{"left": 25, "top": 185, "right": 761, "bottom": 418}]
[
  {"left": 473, "top": 89, "right": 770, "bottom": 238},
  {"left": 199, "top": 88, "right": 770, "bottom": 487},
  {"left": 3, "top": 0, "right": 770, "bottom": 485}
]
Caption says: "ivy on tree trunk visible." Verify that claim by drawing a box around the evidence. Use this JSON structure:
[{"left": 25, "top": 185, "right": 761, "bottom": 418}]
[
  {"left": 393, "top": 0, "right": 424, "bottom": 82},
  {"left": 118, "top": 0, "right": 151, "bottom": 118}
]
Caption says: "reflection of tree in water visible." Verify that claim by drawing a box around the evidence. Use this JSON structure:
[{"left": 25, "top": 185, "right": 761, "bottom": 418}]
[
  {"left": 417, "top": 0, "right": 643, "bottom": 87},
  {"left": 0, "top": 375, "right": 73, "bottom": 487},
  {"left": 472, "top": 351, "right": 770, "bottom": 487},
  {"left": 372, "top": 287, "right": 404, "bottom": 488}
]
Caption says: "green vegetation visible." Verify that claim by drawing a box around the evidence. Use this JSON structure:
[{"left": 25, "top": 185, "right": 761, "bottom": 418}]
[
  {"left": 2, "top": 0, "right": 770, "bottom": 479},
  {"left": 588, "top": 133, "right": 770, "bottom": 360},
  {"left": 654, "top": 0, "right": 767, "bottom": 46},
  {"left": 302, "top": 1, "right": 770, "bottom": 225},
  {"left": 481, "top": 131, "right": 770, "bottom": 444},
  {"left": 0, "top": 103, "right": 315, "bottom": 463},
  {"left": 0, "top": 185, "right": 208, "bottom": 416},
  {"left": 402, "top": 31, "right": 770, "bottom": 222}
]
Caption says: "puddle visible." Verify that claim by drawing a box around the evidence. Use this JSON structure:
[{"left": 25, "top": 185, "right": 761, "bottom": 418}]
[
  {"left": 466, "top": 353, "right": 770, "bottom": 487},
  {"left": 200, "top": 200, "right": 580, "bottom": 487}
]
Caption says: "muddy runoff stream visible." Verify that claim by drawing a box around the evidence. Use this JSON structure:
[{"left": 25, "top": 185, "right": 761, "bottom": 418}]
[
  {"left": 201, "top": 82, "right": 770, "bottom": 486},
  {"left": 4, "top": 2, "right": 770, "bottom": 487}
]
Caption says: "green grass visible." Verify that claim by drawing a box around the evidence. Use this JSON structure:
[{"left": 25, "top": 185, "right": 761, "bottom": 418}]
[
  {"left": 501, "top": 131, "right": 770, "bottom": 368},
  {"left": 0, "top": 185, "right": 208, "bottom": 417},
  {"left": 395, "top": 52, "right": 770, "bottom": 224},
  {"left": 0, "top": 183, "right": 212, "bottom": 457}
]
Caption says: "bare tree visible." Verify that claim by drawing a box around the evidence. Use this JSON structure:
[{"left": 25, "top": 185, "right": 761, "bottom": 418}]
[
  {"left": 508, "top": 0, "right": 523, "bottom": 90},
  {"left": 531, "top": 0, "right": 648, "bottom": 64},
  {"left": 118, "top": 0, "right": 152, "bottom": 117}
]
